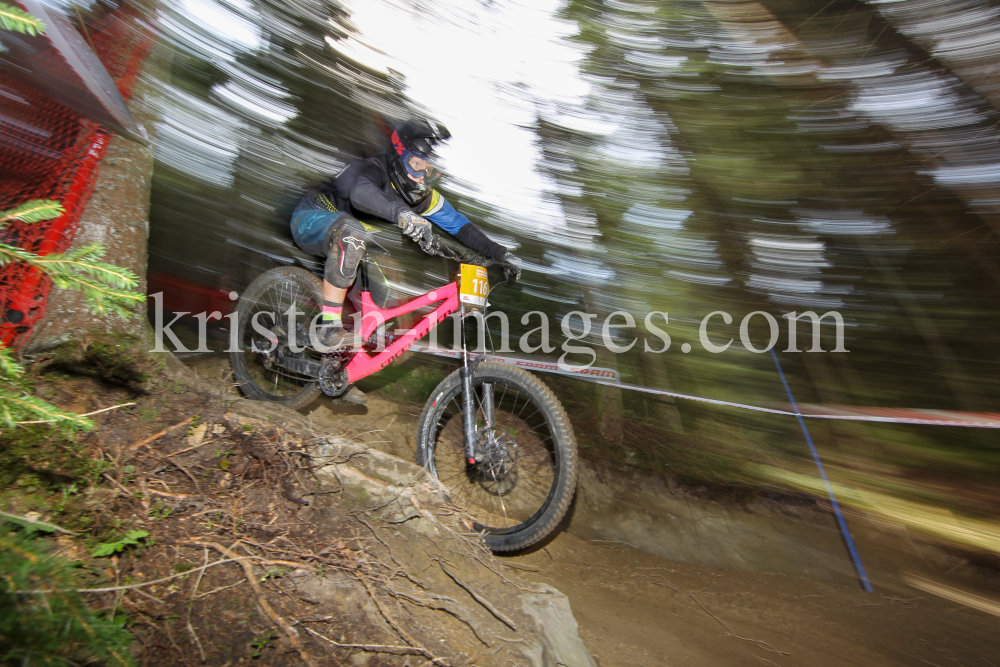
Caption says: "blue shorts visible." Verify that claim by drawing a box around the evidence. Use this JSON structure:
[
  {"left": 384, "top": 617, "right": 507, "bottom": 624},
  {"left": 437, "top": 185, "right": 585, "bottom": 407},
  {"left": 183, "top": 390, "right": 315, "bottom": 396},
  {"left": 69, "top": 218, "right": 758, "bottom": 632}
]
[
  {"left": 290, "top": 209, "right": 344, "bottom": 256},
  {"left": 289, "top": 196, "right": 388, "bottom": 303}
]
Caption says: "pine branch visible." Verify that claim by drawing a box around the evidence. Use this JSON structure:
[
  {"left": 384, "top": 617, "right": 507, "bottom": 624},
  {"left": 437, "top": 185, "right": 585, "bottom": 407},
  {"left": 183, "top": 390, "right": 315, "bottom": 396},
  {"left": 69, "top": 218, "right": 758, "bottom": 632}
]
[
  {"left": 0, "top": 200, "right": 64, "bottom": 227},
  {"left": 0, "top": 347, "right": 23, "bottom": 380},
  {"left": 41, "top": 244, "right": 142, "bottom": 289},
  {"left": 0, "top": 2, "right": 45, "bottom": 36},
  {"left": 0, "top": 193, "right": 141, "bottom": 439},
  {"left": 0, "top": 242, "right": 144, "bottom": 317},
  {"left": 0, "top": 386, "right": 93, "bottom": 431},
  {"left": 50, "top": 274, "right": 145, "bottom": 319}
]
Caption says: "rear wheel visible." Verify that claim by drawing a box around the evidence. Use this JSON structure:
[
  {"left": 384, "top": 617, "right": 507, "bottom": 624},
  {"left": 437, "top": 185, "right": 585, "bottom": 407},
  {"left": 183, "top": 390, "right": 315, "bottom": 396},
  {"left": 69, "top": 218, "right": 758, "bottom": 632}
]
[
  {"left": 229, "top": 267, "right": 323, "bottom": 409},
  {"left": 416, "top": 363, "right": 578, "bottom": 552}
]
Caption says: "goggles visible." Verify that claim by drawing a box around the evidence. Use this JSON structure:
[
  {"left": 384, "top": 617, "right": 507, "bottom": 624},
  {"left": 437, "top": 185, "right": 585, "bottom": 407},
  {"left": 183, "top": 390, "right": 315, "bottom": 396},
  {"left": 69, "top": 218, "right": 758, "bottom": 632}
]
[{"left": 402, "top": 150, "right": 441, "bottom": 186}]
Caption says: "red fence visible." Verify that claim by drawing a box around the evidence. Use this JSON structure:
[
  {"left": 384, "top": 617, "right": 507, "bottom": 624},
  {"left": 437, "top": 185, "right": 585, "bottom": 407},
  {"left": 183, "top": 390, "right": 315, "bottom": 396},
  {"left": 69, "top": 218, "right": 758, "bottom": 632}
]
[{"left": 0, "top": 4, "right": 153, "bottom": 348}]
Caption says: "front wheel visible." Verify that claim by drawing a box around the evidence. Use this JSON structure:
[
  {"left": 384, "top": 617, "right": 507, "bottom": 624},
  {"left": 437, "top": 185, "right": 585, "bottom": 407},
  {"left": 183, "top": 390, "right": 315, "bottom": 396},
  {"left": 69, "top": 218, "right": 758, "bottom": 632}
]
[{"left": 416, "top": 363, "right": 578, "bottom": 552}]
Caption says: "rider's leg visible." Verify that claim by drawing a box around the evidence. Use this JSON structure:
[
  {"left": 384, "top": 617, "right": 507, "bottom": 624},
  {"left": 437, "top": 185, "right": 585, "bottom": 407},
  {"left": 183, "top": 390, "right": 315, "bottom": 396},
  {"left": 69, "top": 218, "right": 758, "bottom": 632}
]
[
  {"left": 289, "top": 207, "right": 367, "bottom": 394},
  {"left": 315, "top": 217, "right": 369, "bottom": 349},
  {"left": 290, "top": 206, "right": 364, "bottom": 340},
  {"left": 323, "top": 282, "right": 348, "bottom": 307},
  {"left": 319, "top": 218, "right": 370, "bottom": 405},
  {"left": 290, "top": 208, "right": 354, "bottom": 347},
  {"left": 321, "top": 281, "right": 347, "bottom": 326}
]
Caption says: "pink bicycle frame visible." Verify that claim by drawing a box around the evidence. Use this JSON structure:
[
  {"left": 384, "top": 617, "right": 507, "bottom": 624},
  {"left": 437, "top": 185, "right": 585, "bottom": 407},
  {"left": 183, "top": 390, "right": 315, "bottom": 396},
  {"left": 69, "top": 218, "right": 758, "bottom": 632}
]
[{"left": 344, "top": 281, "right": 460, "bottom": 384}]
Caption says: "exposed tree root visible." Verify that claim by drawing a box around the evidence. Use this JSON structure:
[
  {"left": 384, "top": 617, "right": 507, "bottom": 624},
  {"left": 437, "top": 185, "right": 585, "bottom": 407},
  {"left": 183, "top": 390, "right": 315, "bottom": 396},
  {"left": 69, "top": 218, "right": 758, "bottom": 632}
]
[
  {"left": 194, "top": 541, "right": 321, "bottom": 667},
  {"left": 437, "top": 560, "right": 517, "bottom": 631},
  {"left": 128, "top": 416, "right": 195, "bottom": 451}
]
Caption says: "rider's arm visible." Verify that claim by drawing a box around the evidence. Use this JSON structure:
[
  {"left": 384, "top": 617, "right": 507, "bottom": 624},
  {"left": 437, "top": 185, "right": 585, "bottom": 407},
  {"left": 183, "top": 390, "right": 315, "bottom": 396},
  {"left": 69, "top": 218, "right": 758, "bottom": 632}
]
[
  {"left": 418, "top": 191, "right": 508, "bottom": 262},
  {"left": 349, "top": 167, "right": 410, "bottom": 224}
]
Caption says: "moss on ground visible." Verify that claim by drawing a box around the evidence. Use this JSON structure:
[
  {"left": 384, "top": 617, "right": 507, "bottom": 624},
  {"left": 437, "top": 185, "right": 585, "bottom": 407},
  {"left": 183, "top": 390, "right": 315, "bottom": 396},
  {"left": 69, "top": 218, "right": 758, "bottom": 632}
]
[
  {"left": 44, "top": 333, "right": 165, "bottom": 393},
  {"left": 0, "top": 425, "right": 106, "bottom": 504}
]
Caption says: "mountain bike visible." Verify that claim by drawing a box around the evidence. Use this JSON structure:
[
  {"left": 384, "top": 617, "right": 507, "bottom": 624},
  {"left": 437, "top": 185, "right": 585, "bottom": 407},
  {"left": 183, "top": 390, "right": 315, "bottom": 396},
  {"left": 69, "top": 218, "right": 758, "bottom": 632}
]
[{"left": 229, "top": 235, "right": 578, "bottom": 551}]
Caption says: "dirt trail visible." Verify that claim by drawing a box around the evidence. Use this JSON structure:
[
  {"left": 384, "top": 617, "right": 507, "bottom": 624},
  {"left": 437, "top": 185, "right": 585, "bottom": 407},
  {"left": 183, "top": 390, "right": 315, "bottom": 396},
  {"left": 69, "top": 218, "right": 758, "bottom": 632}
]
[
  {"left": 189, "top": 354, "right": 1000, "bottom": 667},
  {"left": 507, "top": 533, "right": 999, "bottom": 667}
]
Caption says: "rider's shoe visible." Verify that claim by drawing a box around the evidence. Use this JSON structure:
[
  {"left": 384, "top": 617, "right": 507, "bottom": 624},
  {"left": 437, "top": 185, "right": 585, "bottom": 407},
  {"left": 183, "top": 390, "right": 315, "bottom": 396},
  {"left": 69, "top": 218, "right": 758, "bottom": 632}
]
[
  {"left": 314, "top": 324, "right": 355, "bottom": 350},
  {"left": 341, "top": 386, "right": 367, "bottom": 405}
]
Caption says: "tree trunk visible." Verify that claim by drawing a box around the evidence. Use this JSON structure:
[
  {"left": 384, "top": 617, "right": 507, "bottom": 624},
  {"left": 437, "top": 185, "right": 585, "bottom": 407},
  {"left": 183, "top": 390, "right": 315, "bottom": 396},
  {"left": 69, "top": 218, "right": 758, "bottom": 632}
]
[{"left": 25, "top": 49, "right": 165, "bottom": 352}]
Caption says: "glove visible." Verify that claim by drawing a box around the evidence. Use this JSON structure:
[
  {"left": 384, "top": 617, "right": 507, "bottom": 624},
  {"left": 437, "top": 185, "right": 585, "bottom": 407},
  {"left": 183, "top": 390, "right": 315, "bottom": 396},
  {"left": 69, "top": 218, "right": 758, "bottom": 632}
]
[
  {"left": 397, "top": 210, "right": 432, "bottom": 244},
  {"left": 500, "top": 251, "right": 521, "bottom": 283},
  {"left": 418, "top": 236, "right": 441, "bottom": 256}
]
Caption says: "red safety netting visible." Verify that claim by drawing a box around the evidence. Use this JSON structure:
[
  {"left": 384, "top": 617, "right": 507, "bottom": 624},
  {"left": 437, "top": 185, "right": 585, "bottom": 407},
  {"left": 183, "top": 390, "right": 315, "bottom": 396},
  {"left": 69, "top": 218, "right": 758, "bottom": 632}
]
[{"left": 0, "top": 4, "right": 154, "bottom": 348}]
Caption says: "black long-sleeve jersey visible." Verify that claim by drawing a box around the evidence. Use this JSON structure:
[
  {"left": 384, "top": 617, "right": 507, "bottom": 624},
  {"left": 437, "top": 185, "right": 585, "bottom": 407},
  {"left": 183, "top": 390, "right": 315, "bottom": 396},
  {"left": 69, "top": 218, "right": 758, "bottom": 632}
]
[{"left": 311, "top": 153, "right": 507, "bottom": 262}]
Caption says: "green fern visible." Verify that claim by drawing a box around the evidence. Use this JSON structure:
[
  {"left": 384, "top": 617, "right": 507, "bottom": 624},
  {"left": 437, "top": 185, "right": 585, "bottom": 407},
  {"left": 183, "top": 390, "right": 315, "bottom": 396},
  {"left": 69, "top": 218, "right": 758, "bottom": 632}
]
[
  {"left": 0, "top": 2, "right": 45, "bottom": 36},
  {"left": 0, "top": 200, "right": 63, "bottom": 226},
  {"left": 91, "top": 530, "right": 149, "bottom": 557}
]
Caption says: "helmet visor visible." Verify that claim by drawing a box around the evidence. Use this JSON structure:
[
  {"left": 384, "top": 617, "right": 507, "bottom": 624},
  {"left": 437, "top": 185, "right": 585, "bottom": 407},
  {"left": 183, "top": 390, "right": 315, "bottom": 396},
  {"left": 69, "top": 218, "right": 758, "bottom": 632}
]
[{"left": 402, "top": 150, "right": 441, "bottom": 187}]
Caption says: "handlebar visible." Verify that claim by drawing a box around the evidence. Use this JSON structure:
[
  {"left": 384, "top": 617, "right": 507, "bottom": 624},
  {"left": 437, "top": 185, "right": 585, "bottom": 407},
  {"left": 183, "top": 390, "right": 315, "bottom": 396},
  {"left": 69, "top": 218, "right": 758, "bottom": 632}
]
[{"left": 419, "top": 231, "right": 491, "bottom": 267}]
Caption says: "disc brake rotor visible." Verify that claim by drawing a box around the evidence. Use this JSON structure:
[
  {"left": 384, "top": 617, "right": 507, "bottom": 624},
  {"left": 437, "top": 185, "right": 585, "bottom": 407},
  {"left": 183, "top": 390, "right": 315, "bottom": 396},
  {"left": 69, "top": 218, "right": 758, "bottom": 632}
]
[{"left": 478, "top": 429, "right": 518, "bottom": 496}]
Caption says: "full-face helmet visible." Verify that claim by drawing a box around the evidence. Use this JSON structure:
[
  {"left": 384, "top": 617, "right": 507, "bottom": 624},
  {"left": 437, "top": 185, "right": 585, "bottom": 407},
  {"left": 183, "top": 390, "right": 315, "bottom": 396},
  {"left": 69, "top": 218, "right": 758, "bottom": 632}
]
[{"left": 387, "top": 120, "right": 451, "bottom": 205}]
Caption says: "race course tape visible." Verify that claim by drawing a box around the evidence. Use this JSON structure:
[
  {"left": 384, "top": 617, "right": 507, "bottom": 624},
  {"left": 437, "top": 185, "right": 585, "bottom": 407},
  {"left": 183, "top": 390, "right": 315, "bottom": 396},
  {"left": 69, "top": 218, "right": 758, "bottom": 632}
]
[{"left": 408, "top": 344, "right": 1000, "bottom": 429}]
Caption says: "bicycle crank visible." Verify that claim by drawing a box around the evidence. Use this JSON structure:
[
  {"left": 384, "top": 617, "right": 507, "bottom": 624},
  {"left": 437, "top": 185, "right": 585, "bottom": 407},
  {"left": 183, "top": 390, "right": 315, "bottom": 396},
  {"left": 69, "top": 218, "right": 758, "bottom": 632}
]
[{"left": 318, "top": 358, "right": 350, "bottom": 397}]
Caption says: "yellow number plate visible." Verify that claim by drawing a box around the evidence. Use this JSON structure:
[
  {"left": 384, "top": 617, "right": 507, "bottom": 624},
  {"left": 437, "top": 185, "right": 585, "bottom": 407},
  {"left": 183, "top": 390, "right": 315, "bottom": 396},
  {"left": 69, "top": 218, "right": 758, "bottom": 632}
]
[{"left": 459, "top": 264, "right": 489, "bottom": 307}]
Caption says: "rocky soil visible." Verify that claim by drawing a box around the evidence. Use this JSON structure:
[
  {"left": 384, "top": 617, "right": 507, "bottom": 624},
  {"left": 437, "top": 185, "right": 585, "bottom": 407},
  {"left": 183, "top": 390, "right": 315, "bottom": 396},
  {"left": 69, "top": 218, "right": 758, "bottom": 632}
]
[{"left": 1, "top": 349, "right": 595, "bottom": 666}]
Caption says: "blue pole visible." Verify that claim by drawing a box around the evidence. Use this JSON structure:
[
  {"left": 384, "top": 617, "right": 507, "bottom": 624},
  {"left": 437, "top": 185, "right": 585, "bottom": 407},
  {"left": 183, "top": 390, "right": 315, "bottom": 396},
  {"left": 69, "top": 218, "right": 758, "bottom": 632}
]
[{"left": 769, "top": 349, "right": 874, "bottom": 593}]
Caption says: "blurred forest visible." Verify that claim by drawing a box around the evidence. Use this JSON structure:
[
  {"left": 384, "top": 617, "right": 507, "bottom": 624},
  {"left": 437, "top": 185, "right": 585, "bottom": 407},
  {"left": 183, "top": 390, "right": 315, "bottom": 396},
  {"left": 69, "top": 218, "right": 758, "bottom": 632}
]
[{"left": 148, "top": 0, "right": 1000, "bottom": 536}]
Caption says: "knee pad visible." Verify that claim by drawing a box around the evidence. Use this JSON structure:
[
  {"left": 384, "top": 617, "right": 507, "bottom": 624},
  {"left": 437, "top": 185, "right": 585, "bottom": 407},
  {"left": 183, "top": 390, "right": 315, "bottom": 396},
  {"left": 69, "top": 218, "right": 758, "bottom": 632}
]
[{"left": 324, "top": 218, "right": 369, "bottom": 288}]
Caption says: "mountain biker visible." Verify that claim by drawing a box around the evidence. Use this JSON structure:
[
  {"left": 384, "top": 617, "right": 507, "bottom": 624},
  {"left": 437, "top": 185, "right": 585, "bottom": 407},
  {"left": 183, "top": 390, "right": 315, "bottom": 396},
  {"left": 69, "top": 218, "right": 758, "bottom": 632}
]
[{"left": 289, "top": 119, "right": 521, "bottom": 402}]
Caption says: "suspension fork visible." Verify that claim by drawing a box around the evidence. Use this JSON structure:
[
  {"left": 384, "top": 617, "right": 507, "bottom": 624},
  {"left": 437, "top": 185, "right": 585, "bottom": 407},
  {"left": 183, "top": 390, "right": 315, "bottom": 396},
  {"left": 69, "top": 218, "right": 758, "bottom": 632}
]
[
  {"left": 460, "top": 313, "right": 478, "bottom": 464},
  {"left": 459, "top": 313, "right": 494, "bottom": 465}
]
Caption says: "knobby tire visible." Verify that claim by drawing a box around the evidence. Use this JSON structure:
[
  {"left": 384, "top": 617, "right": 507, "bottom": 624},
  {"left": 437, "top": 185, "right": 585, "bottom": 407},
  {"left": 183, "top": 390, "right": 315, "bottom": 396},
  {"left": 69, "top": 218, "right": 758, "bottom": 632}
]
[{"left": 416, "top": 362, "right": 578, "bottom": 552}]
